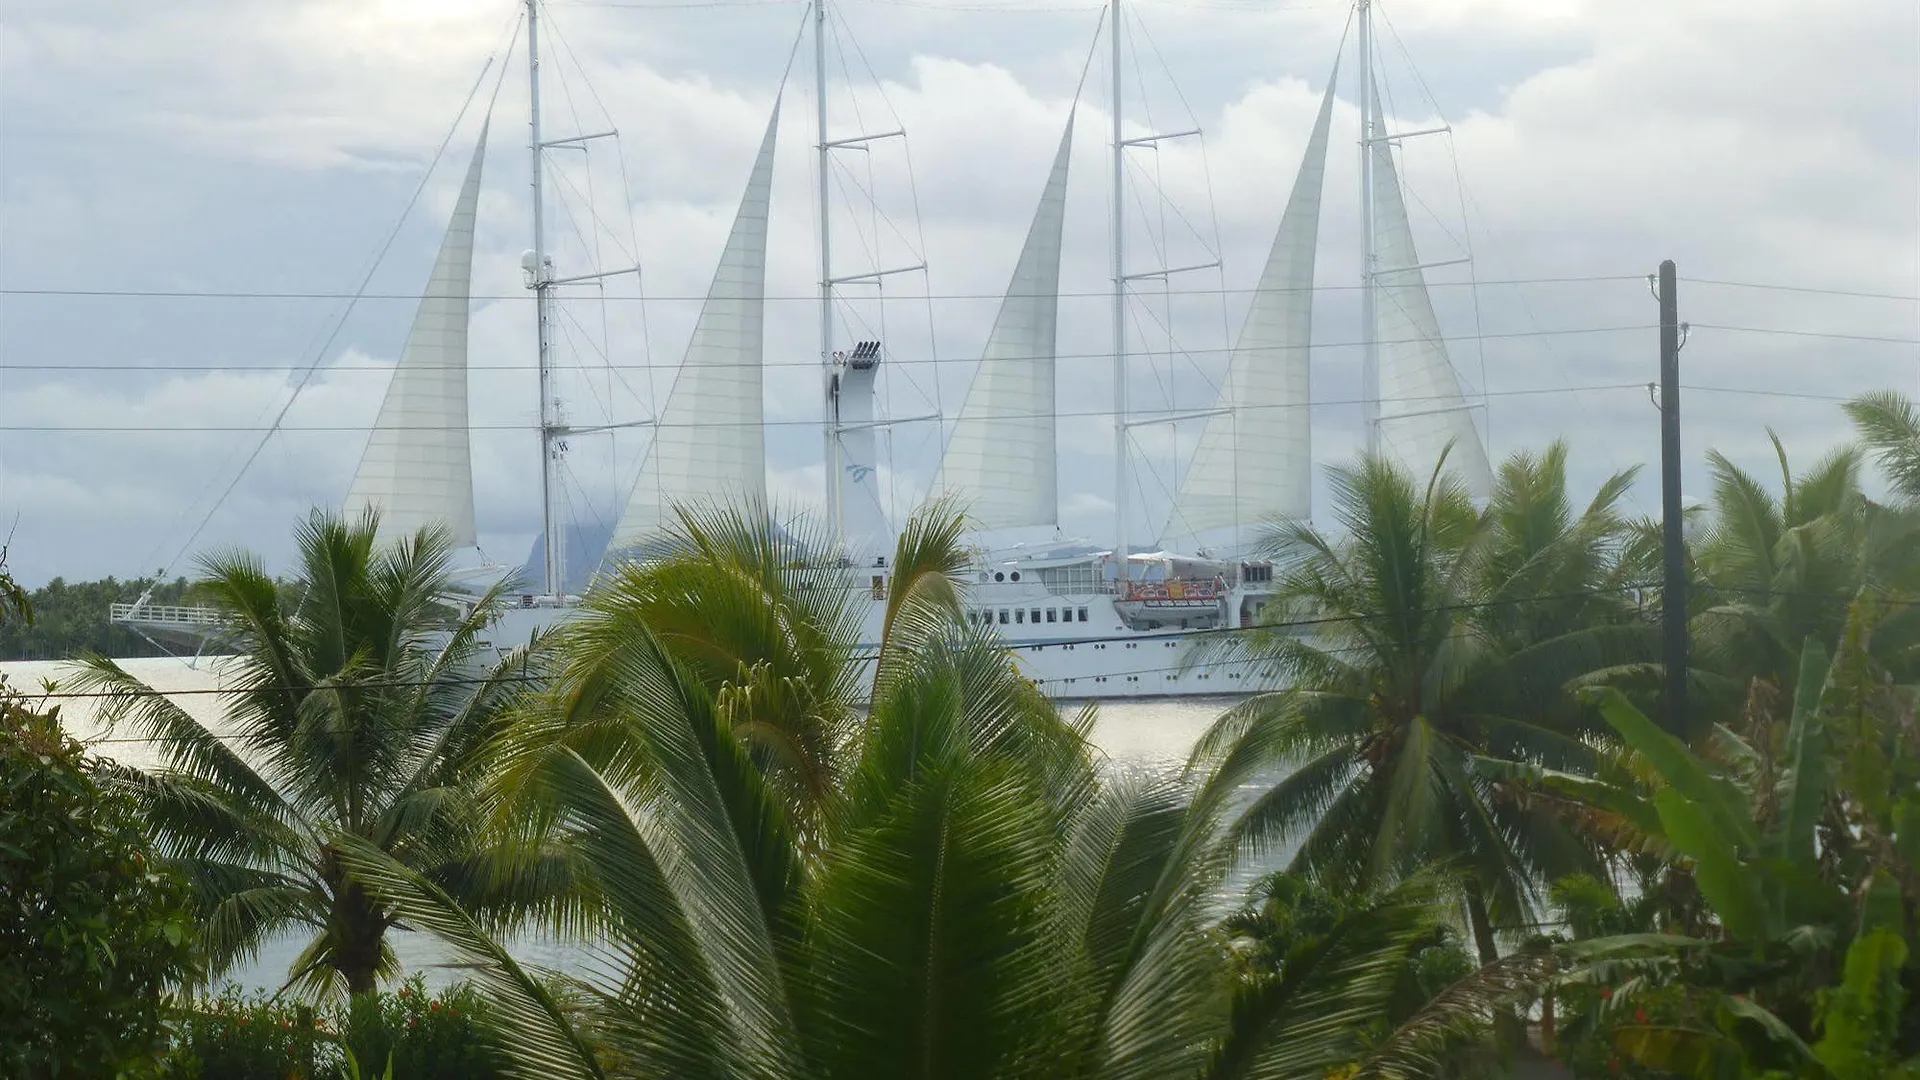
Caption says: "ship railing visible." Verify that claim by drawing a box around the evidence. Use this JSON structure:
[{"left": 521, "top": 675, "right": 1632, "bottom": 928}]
[{"left": 110, "top": 603, "right": 229, "bottom": 627}]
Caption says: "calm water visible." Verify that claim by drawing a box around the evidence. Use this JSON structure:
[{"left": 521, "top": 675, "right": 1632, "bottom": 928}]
[{"left": 13, "top": 656, "right": 1254, "bottom": 992}]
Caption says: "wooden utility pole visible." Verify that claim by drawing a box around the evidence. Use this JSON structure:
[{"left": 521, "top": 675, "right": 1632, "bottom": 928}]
[{"left": 1658, "top": 260, "right": 1689, "bottom": 737}]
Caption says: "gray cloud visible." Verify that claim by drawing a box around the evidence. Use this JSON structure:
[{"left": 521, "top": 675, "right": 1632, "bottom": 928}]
[{"left": 1, "top": 0, "right": 1916, "bottom": 584}]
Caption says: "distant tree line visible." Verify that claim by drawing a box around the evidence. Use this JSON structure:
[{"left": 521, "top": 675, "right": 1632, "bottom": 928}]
[{"left": 0, "top": 575, "right": 203, "bottom": 660}]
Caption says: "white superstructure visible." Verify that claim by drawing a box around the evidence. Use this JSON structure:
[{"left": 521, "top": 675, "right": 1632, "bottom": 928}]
[{"left": 115, "top": 0, "right": 1492, "bottom": 701}]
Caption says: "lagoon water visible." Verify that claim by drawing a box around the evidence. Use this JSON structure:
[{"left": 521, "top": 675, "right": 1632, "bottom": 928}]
[{"left": 9, "top": 655, "right": 1250, "bottom": 991}]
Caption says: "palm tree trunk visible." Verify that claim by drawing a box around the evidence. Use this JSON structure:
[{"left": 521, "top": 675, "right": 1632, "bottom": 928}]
[
  {"left": 1463, "top": 878, "right": 1529, "bottom": 1057},
  {"left": 333, "top": 880, "right": 385, "bottom": 996},
  {"left": 1462, "top": 879, "right": 1500, "bottom": 966}
]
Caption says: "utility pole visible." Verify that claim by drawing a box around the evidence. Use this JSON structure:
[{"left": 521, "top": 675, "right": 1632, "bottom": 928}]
[{"left": 1657, "top": 260, "right": 1688, "bottom": 737}]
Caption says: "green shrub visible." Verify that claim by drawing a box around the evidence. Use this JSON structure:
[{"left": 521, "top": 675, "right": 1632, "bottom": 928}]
[
  {"left": 163, "top": 987, "right": 334, "bottom": 1080},
  {"left": 161, "top": 981, "right": 502, "bottom": 1080},
  {"left": 339, "top": 977, "right": 503, "bottom": 1080},
  {"left": 0, "top": 682, "right": 199, "bottom": 1079}
]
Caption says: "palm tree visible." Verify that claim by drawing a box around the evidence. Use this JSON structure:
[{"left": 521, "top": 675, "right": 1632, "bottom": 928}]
[
  {"left": 1688, "top": 435, "right": 1870, "bottom": 703},
  {"left": 1845, "top": 389, "right": 1920, "bottom": 502},
  {"left": 331, "top": 502, "right": 1518, "bottom": 1080},
  {"left": 1188, "top": 448, "right": 1641, "bottom": 966},
  {"left": 69, "top": 510, "right": 537, "bottom": 996}
]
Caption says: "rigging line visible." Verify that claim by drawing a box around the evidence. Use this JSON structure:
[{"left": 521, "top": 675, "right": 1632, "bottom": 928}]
[
  {"left": 833, "top": 3, "right": 943, "bottom": 421},
  {"left": 13, "top": 381, "right": 1650, "bottom": 432},
  {"left": 559, "top": 456, "right": 611, "bottom": 538},
  {"left": 0, "top": 323, "right": 1666, "bottom": 374},
  {"left": 541, "top": 1, "right": 660, "bottom": 437},
  {"left": 557, "top": 303, "right": 654, "bottom": 410},
  {"left": 0, "top": 274, "right": 1647, "bottom": 299},
  {"left": 143, "top": 29, "right": 520, "bottom": 591}
]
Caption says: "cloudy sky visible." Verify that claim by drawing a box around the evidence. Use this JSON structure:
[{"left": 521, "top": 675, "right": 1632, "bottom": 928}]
[{"left": 0, "top": 0, "right": 1915, "bottom": 586}]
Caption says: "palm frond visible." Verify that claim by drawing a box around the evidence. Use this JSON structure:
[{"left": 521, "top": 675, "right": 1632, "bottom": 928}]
[
  {"left": 1845, "top": 389, "right": 1920, "bottom": 500},
  {"left": 804, "top": 760, "right": 1065, "bottom": 1080},
  {"left": 1055, "top": 775, "right": 1224, "bottom": 1080},
  {"left": 1201, "top": 877, "right": 1446, "bottom": 1080},
  {"left": 1353, "top": 942, "right": 1554, "bottom": 1080}
]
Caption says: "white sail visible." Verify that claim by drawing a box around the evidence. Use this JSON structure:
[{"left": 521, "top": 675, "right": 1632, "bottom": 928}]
[
  {"left": 1161, "top": 69, "right": 1339, "bottom": 549},
  {"left": 928, "top": 114, "right": 1074, "bottom": 530},
  {"left": 612, "top": 104, "right": 779, "bottom": 547},
  {"left": 1367, "top": 85, "right": 1492, "bottom": 496},
  {"left": 344, "top": 124, "right": 488, "bottom": 548}
]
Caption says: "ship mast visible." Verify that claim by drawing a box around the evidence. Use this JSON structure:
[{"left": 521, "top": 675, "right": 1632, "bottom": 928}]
[
  {"left": 1110, "top": 0, "right": 1128, "bottom": 584},
  {"left": 1357, "top": 0, "right": 1379, "bottom": 456},
  {"left": 817, "top": 0, "right": 840, "bottom": 537},
  {"left": 526, "top": 0, "right": 565, "bottom": 596}
]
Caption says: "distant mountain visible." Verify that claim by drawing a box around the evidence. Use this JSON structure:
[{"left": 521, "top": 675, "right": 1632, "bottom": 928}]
[{"left": 516, "top": 522, "right": 615, "bottom": 596}]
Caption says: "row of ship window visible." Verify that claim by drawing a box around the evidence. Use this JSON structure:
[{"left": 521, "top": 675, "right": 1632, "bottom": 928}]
[
  {"left": 1051, "top": 670, "right": 1269, "bottom": 686},
  {"left": 969, "top": 606, "right": 1090, "bottom": 626}
]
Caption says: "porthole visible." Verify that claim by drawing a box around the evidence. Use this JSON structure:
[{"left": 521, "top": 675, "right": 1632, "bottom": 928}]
[
  {"left": 1010, "top": 571, "right": 1021, "bottom": 582},
  {"left": 994, "top": 572, "right": 1005, "bottom": 582}
]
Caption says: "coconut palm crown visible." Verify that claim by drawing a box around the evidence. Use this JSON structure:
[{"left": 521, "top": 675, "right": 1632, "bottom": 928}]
[{"left": 70, "top": 510, "right": 536, "bottom": 996}]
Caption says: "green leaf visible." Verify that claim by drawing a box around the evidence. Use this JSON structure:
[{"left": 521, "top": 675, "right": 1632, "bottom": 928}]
[
  {"left": 1584, "top": 686, "right": 1759, "bottom": 851},
  {"left": 1652, "top": 787, "right": 1769, "bottom": 944},
  {"left": 1771, "top": 639, "right": 1831, "bottom": 918}
]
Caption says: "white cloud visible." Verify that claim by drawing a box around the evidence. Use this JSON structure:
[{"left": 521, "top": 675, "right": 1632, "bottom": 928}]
[{"left": 1, "top": 0, "right": 1916, "bottom": 584}]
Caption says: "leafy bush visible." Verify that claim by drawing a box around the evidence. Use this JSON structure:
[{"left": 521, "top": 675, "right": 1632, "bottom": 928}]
[
  {"left": 163, "top": 987, "right": 333, "bottom": 1080},
  {"left": 160, "top": 981, "right": 501, "bottom": 1080},
  {"left": 0, "top": 681, "right": 199, "bottom": 1079},
  {"left": 339, "top": 977, "right": 503, "bottom": 1080}
]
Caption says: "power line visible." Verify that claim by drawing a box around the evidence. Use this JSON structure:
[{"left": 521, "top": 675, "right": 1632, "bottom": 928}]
[
  {"left": 1682, "top": 277, "right": 1920, "bottom": 304},
  {"left": 13, "top": 275, "right": 1911, "bottom": 305},
  {"left": 0, "top": 323, "right": 1656, "bottom": 374},
  {"left": 0, "top": 274, "right": 1641, "bottom": 302},
  {"left": 1687, "top": 322, "right": 1920, "bottom": 347},
  {"left": 0, "top": 381, "right": 1648, "bottom": 433}
]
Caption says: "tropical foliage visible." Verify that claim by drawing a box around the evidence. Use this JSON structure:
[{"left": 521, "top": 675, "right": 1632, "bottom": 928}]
[
  {"left": 160, "top": 978, "right": 502, "bottom": 1080},
  {"left": 302, "top": 502, "right": 1539, "bottom": 1080},
  {"left": 1, "top": 676, "right": 199, "bottom": 1079},
  {"left": 67, "top": 510, "right": 546, "bottom": 996},
  {"left": 1187, "top": 443, "right": 1644, "bottom": 966},
  {"left": 31, "top": 392, "right": 1920, "bottom": 1077}
]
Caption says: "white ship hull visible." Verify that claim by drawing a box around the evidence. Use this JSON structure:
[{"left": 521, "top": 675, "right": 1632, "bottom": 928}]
[{"left": 486, "top": 549, "right": 1279, "bottom": 702}]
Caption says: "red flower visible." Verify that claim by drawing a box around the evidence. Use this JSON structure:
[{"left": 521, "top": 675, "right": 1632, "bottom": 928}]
[
  {"left": 1600, "top": 988, "right": 1613, "bottom": 1000},
  {"left": 1633, "top": 1009, "right": 1650, "bottom": 1025}
]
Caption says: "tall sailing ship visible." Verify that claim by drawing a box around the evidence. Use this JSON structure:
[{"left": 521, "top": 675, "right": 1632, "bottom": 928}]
[{"left": 116, "top": 0, "right": 1492, "bottom": 700}]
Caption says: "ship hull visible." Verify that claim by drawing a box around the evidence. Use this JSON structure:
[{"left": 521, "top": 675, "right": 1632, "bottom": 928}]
[{"left": 482, "top": 565, "right": 1277, "bottom": 703}]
